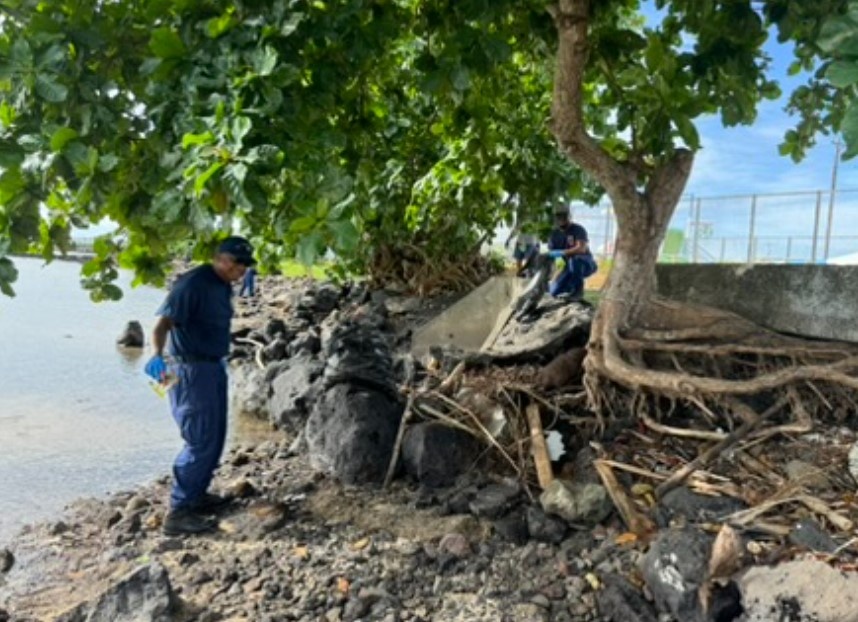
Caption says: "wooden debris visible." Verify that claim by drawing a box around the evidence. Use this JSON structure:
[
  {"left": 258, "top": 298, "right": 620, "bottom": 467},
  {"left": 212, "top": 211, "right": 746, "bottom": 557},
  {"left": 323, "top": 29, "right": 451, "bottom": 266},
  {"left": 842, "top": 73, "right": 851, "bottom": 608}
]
[
  {"left": 594, "top": 459, "right": 654, "bottom": 536},
  {"left": 797, "top": 495, "right": 854, "bottom": 532},
  {"left": 639, "top": 411, "right": 726, "bottom": 442},
  {"left": 383, "top": 391, "right": 415, "bottom": 490},
  {"left": 526, "top": 403, "right": 554, "bottom": 488}
]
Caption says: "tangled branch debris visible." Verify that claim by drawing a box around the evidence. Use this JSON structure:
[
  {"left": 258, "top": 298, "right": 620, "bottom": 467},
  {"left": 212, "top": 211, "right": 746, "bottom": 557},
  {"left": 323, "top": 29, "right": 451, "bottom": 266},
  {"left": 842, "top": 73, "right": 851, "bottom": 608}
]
[{"left": 396, "top": 311, "right": 858, "bottom": 572}]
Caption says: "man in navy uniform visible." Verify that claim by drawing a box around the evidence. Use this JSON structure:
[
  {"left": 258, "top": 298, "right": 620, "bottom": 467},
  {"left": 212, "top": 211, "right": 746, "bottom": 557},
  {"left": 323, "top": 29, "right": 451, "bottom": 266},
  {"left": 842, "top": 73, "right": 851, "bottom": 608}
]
[
  {"left": 144, "top": 236, "right": 254, "bottom": 535},
  {"left": 547, "top": 206, "right": 598, "bottom": 299}
]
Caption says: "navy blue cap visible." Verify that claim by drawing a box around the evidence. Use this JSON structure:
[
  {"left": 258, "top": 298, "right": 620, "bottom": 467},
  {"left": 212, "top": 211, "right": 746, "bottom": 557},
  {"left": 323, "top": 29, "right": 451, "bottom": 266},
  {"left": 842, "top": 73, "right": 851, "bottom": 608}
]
[{"left": 217, "top": 236, "right": 256, "bottom": 266}]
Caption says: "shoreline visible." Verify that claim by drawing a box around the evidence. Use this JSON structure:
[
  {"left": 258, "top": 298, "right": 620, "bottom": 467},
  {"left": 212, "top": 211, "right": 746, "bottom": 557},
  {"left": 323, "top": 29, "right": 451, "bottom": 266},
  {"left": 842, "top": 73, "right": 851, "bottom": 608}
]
[{"left": 4, "top": 274, "right": 858, "bottom": 621}]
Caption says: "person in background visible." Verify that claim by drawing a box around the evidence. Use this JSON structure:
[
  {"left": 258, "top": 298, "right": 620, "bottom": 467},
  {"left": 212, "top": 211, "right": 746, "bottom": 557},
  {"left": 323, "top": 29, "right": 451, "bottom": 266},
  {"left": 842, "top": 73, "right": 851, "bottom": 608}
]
[
  {"left": 513, "top": 232, "right": 540, "bottom": 277},
  {"left": 144, "top": 236, "right": 255, "bottom": 536},
  {"left": 239, "top": 266, "right": 257, "bottom": 298},
  {"left": 547, "top": 206, "right": 598, "bottom": 299}
]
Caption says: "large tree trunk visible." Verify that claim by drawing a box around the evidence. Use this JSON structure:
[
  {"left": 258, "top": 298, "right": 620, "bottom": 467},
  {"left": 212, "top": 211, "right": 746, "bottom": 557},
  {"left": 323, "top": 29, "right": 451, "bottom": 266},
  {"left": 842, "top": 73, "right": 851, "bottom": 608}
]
[{"left": 551, "top": 0, "right": 691, "bottom": 395}]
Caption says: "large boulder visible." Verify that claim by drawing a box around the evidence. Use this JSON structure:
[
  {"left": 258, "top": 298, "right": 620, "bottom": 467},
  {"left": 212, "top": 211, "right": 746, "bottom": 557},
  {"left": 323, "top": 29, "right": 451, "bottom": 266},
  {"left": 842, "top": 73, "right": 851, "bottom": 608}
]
[
  {"left": 401, "top": 422, "right": 480, "bottom": 488},
  {"left": 267, "top": 356, "right": 324, "bottom": 434},
  {"left": 229, "top": 363, "right": 271, "bottom": 420},
  {"left": 116, "top": 321, "right": 144, "bottom": 348},
  {"left": 305, "top": 384, "right": 402, "bottom": 484},
  {"left": 57, "top": 563, "right": 173, "bottom": 622},
  {"left": 322, "top": 318, "right": 397, "bottom": 395}
]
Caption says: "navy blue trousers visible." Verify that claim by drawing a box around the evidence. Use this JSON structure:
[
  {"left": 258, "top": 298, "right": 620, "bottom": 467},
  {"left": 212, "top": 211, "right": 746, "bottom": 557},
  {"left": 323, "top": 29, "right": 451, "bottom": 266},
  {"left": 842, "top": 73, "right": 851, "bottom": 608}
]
[
  {"left": 549, "top": 255, "right": 598, "bottom": 297},
  {"left": 168, "top": 361, "right": 227, "bottom": 510}
]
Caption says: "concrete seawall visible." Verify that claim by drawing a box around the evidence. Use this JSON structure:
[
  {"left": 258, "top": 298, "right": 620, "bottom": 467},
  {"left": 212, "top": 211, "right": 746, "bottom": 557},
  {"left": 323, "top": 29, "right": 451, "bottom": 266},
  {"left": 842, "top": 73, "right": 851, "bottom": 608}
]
[{"left": 656, "top": 264, "right": 858, "bottom": 344}]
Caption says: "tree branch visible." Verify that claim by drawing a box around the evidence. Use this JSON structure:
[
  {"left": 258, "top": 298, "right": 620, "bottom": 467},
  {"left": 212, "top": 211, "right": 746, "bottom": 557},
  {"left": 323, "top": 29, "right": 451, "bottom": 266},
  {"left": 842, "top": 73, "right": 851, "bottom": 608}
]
[{"left": 550, "top": 0, "right": 636, "bottom": 205}]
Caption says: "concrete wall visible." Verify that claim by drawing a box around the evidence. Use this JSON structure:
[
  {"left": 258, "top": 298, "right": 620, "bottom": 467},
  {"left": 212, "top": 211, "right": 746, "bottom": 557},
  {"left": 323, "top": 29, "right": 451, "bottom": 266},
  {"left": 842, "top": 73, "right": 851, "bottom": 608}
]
[
  {"left": 656, "top": 264, "right": 858, "bottom": 344},
  {"left": 411, "top": 275, "right": 525, "bottom": 357}
]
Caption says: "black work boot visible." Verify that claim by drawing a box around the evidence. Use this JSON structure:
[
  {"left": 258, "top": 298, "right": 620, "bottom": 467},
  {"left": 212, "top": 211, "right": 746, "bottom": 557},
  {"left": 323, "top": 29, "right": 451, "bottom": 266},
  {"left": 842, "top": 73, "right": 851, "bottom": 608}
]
[
  {"left": 163, "top": 508, "right": 217, "bottom": 536},
  {"left": 189, "top": 492, "right": 232, "bottom": 513}
]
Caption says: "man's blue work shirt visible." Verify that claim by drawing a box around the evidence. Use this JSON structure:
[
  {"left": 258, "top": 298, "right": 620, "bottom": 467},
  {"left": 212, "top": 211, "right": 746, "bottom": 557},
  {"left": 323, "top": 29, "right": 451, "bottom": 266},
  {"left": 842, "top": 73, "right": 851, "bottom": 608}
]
[
  {"left": 157, "top": 264, "right": 233, "bottom": 359},
  {"left": 549, "top": 223, "right": 593, "bottom": 258}
]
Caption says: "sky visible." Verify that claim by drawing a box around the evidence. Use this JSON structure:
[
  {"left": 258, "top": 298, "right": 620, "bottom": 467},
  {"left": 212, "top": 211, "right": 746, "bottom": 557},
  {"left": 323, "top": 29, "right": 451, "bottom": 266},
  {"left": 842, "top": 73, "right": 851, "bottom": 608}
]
[{"left": 686, "top": 45, "right": 856, "bottom": 200}]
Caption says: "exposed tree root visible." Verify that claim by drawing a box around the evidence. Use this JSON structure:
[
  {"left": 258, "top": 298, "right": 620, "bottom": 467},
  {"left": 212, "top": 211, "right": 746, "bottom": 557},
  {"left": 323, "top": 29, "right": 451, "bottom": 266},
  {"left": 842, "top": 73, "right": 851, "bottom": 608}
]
[{"left": 586, "top": 298, "right": 858, "bottom": 429}]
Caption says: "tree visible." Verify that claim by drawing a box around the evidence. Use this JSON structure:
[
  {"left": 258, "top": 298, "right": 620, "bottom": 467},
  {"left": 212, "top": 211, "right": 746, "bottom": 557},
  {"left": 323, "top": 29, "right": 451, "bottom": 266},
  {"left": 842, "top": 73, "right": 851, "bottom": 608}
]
[
  {"left": 548, "top": 0, "right": 858, "bottom": 420},
  {"left": 815, "top": 0, "right": 858, "bottom": 158},
  {"left": 0, "top": 0, "right": 583, "bottom": 299}
]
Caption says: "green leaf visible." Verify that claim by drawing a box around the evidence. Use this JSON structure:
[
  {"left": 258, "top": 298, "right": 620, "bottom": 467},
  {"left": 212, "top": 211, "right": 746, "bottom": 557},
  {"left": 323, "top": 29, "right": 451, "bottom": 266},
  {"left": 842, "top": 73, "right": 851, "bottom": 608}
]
[
  {"left": 328, "top": 219, "right": 358, "bottom": 252},
  {"left": 0, "top": 142, "right": 25, "bottom": 168},
  {"left": 255, "top": 46, "right": 278, "bottom": 77},
  {"left": 50, "top": 127, "right": 79, "bottom": 152},
  {"left": 34, "top": 75, "right": 68, "bottom": 102},
  {"left": 296, "top": 232, "right": 322, "bottom": 266},
  {"left": 673, "top": 115, "right": 700, "bottom": 149},
  {"left": 818, "top": 6, "right": 858, "bottom": 56},
  {"left": 645, "top": 36, "right": 664, "bottom": 72},
  {"left": 64, "top": 141, "right": 91, "bottom": 173},
  {"left": 10, "top": 38, "right": 33, "bottom": 68},
  {"left": 205, "top": 12, "right": 236, "bottom": 39},
  {"left": 281, "top": 12, "right": 305, "bottom": 37},
  {"left": 182, "top": 131, "right": 215, "bottom": 149},
  {"left": 193, "top": 161, "right": 224, "bottom": 195},
  {"left": 98, "top": 153, "right": 120, "bottom": 172},
  {"left": 0, "top": 103, "right": 16, "bottom": 127},
  {"left": 0, "top": 257, "right": 18, "bottom": 297},
  {"left": 0, "top": 167, "right": 25, "bottom": 196},
  {"left": 102, "top": 283, "right": 124, "bottom": 301},
  {"left": 826, "top": 61, "right": 858, "bottom": 88},
  {"left": 840, "top": 102, "right": 858, "bottom": 160},
  {"left": 289, "top": 216, "right": 316, "bottom": 234},
  {"left": 451, "top": 65, "right": 470, "bottom": 91},
  {"left": 149, "top": 28, "right": 186, "bottom": 59},
  {"left": 231, "top": 116, "right": 252, "bottom": 142}
]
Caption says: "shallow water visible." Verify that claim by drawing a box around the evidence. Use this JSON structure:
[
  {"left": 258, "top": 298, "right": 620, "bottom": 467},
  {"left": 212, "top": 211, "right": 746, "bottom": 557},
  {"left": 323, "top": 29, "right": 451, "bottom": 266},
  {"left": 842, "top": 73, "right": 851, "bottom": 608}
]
[{"left": 0, "top": 257, "right": 264, "bottom": 545}]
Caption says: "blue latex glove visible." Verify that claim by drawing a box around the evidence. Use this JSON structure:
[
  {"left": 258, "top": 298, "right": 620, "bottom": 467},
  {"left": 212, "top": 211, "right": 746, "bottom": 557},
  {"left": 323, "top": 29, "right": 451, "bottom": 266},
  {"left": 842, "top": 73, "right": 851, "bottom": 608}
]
[
  {"left": 547, "top": 250, "right": 566, "bottom": 259},
  {"left": 144, "top": 355, "right": 167, "bottom": 382}
]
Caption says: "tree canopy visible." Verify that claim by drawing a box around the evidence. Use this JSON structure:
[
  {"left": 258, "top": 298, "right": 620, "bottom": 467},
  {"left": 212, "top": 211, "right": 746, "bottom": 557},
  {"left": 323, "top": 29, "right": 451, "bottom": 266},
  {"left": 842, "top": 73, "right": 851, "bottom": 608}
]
[{"left": 0, "top": 0, "right": 852, "bottom": 301}]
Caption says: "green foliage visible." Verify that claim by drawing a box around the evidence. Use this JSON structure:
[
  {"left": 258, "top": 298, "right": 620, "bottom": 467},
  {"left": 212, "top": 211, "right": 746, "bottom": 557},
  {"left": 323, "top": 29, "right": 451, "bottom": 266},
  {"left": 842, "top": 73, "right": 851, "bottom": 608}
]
[
  {"left": 0, "top": 0, "right": 852, "bottom": 298},
  {"left": 814, "top": 0, "right": 858, "bottom": 159},
  {"left": 0, "top": 0, "right": 579, "bottom": 297}
]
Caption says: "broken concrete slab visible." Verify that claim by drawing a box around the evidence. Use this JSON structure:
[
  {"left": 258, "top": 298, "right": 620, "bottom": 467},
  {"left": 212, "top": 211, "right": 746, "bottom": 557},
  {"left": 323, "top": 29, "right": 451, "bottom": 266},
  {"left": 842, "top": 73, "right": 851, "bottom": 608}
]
[
  {"left": 488, "top": 298, "right": 593, "bottom": 362},
  {"left": 410, "top": 275, "right": 525, "bottom": 358},
  {"left": 739, "top": 558, "right": 858, "bottom": 622}
]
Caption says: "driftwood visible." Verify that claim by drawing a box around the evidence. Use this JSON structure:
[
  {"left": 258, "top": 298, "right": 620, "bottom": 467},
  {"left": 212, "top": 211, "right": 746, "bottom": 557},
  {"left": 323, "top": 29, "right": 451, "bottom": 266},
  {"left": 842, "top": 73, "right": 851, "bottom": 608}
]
[
  {"left": 526, "top": 403, "right": 554, "bottom": 488},
  {"left": 383, "top": 390, "right": 415, "bottom": 490},
  {"left": 594, "top": 459, "right": 654, "bottom": 536}
]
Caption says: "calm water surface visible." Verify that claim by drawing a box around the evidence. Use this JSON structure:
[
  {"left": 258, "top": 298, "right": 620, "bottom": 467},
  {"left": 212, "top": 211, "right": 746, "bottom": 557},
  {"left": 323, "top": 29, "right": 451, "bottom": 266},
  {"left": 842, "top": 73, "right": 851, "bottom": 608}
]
[{"left": 0, "top": 257, "right": 264, "bottom": 545}]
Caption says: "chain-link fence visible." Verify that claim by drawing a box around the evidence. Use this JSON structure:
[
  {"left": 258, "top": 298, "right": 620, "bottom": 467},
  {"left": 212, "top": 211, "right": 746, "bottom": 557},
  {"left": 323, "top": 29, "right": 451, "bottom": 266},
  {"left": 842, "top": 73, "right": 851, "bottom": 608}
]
[{"left": 571, "top": 188, "right": 858, "bottom": 264}]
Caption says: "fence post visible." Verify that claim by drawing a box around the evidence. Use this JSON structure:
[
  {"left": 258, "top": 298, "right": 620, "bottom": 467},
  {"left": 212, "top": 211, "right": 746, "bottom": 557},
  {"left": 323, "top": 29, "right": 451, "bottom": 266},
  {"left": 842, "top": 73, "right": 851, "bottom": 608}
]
[
  {"left": 786, "top": 237, "right": 793, "bottom": 263},
  {"left": 720, "top": 238, "right": 726, "bottom": 262},
  {"left": 692, "top": 198, "right": 701, "bottom": 263},
  {"left": 603, "top": 202, "right": 611, "bottom": 259},
  {"left": 747, "top": 194, "right": 757, "bottom": 264},
  {"left": 811, "top": 191, "right": 822, "bottom": 263},
  {"left": 824, "top": 141, "right": 842, "bottom": 262}
]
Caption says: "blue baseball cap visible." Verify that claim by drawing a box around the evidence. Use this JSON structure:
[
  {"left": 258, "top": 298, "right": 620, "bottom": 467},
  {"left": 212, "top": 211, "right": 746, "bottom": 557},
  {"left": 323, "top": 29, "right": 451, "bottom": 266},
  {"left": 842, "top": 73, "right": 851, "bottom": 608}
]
[{"left": 217, "top": 236, "right": 256, "bottom": 266}]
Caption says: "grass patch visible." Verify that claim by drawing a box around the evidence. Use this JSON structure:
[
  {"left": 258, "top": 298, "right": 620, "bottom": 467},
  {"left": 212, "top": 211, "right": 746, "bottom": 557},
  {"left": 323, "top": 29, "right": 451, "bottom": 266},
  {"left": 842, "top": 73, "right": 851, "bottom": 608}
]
[{"left": 278, "top": 260, "right": 330, "bottom": 280}]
